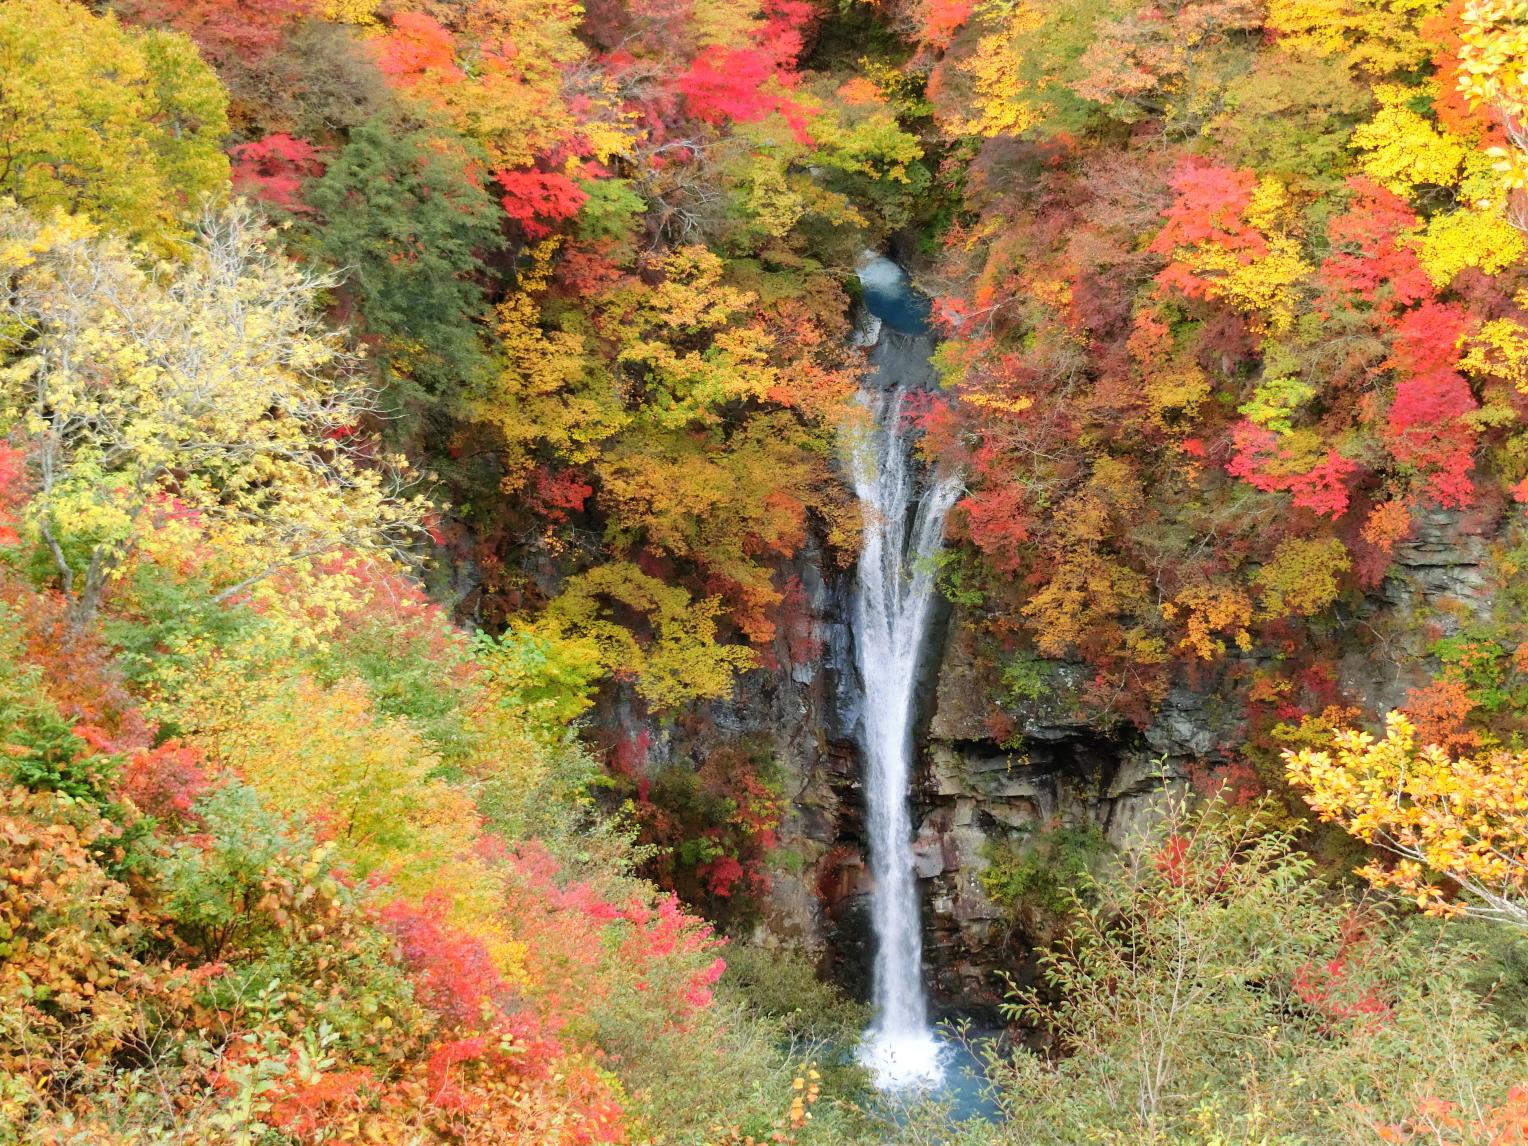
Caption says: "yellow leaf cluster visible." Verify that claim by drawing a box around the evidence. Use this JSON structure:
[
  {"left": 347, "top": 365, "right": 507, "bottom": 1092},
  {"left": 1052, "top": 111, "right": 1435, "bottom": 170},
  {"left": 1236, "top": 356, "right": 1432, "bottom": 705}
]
[
  {"left": 693, "top": 0, "right": 768, "bottom": 48},
  {"left": 1458, "top": 1, "right": 1528, "bottom": 191},
  {"left": 1023, "top": 550, "right": 1164, "bottom": 664},
  {"left": 0, "top": 201, "right": 428, "bottom": 622},
  {"left": 1145, "top": 359, "right": 1213, "bottom": 427},
  {"left": 1351, "top": 84, "right": 1470, "bottom": 192},
  {"left": 540, "top": 563, "right": 757, "bottom": 709},
  {"left": 1255, "top": 536, "right": 1350, "bottom": 618},
  {"left": 1267, "top": 0, "right": 1446, "bottom": 74},
  {"left": 612, "top": 247, "right": 781, "bottom": 428},
  {"left": 1179, "top": 233, "right": 1313, "bottom": 336},
  {"left": 474, "top": 241, "right": 627, "bottom": 485},
  {"left": 1414, "top": 201, "right": 1528, "bottom": 285},
  {"left": 1458, "top": 0, "right": 1528, "bottom": 125},
  {"left": 962, "top": 390, "right": 1036, "bottom": 415},
  {"left": 1286, "top": 712, "right": 1528, "bottom": 926},
  {"left": 312, "top": 0, "right": 379, "bottom": 22},
  {"left": 1162, "top": 176, "right": 1313, "bottom": 335},
  {"left": 1460, "top": 305, "right": 1528, "bottom": 393},
  {"left": 172, "top": 658, "right": 530, "bottom": 979},
  {"left": 399, "top": 0, "right": 638, "bottom": 170},
  {"left": 0, "top": 0, "right": 229, "bottom": 249},
  {"left": 953, "top": 3, "right": 1047, "bottom": 138}
]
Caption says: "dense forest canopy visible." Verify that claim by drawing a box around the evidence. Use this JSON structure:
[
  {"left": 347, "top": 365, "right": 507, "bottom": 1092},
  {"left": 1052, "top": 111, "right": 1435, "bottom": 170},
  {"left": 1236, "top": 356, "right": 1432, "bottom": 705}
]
[{"left": 3, "top": 0, "right": 1528, "bottom": 1140}]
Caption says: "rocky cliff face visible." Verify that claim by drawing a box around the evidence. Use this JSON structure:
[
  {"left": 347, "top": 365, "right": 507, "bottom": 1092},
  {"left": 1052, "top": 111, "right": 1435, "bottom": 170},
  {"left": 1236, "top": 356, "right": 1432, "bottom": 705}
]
[
  {"left": 633, "top": 499, "right": 1501, "bottom": 1019},
  {"left": 905, "top": 503, "right": 1499, "bottom": 1013}
]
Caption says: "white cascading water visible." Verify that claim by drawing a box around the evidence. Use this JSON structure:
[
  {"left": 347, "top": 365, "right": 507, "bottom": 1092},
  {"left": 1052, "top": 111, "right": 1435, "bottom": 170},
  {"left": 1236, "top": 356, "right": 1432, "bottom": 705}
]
[{"left": 850, "top": 256, "right": 962, "bottom": 1090}]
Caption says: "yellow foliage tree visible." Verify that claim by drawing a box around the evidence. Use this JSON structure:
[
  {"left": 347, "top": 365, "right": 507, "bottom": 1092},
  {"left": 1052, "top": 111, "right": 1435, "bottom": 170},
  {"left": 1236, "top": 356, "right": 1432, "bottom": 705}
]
[
  {"left": 1414, "top": 200, "right": 1527, "bottom": 285},
  {"left": 389, "top": 0, "right": 635, "bottom": 170},
  {"left": 1163, "top": 584, "right": 1254, "bottom": 660},
  {"left": 1351, "top": 83, "right": 1470, "bottom": 193},
  {"left": 471, "top": 239, "right": 629, "bottom": 490},
  {"left": 1254, "top": 535, "right": 1350, "bottom": 618},
  {"left": 1286, "top": 712, "right": 1528, "bottom": 927},
  {"left": 1458, "top": 0, "right": 1528, "bottom": 192},
  {"left": 539, "top": 563, "right": 757, "bottom": 709},
  {"left": 1460, "top": 298, "right": 1528, "bottom": 392},
  {"left": 168, "top": 653, "right": 531, "bottom": 976},
  {"left": 594, "top": 415, "right": 824, "bottom": 640},
  {"left": 0, "top": 0, "right": 229, "bottom": 247},
  {"left": 1267, "top": 0, "right": 1446, "bottom": 75},
  {"left": 0, "top": 202, "right": 427, "bottom": 624},
  {"left": 184, "top": 673, "right": 479, "bottom": 882},
  {"left": 607, "top": 246, "right": 780, "bottom": 428},
  {"left": 951, "top": 2, "right": 1048, "bottom": 138}
]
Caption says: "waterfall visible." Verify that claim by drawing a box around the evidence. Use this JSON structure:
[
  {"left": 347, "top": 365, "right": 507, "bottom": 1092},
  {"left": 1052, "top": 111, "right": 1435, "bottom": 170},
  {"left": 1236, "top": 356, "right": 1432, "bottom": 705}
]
[{"left": 849, "top": 256, "right": 961, "bottom": 1090}]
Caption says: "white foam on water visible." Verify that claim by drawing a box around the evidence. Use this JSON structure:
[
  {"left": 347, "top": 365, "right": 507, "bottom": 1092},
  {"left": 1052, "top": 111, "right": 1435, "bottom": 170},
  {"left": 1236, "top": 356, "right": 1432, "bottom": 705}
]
[
  {"left": 859, "top": 1025, "right": 949, "bottom": 1090},
  {"left": 856, "top": 251, "right": 908, "bottom": 293}
]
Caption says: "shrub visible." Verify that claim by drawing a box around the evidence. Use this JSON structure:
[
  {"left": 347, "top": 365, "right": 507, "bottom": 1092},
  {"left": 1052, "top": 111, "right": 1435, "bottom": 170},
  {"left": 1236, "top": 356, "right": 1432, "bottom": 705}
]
[
  {"left": 985, "top": 800, "right": 1528, "bottom": 1143},
  {"left": 979, "top": 822, "right": 1109, "bottom": 939}
]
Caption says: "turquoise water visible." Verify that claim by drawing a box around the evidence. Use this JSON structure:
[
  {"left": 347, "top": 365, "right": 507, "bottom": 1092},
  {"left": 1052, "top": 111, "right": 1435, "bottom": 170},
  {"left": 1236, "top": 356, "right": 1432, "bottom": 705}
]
[
  {"left": 937, "top": 1034, "right": 1002, "bottom": 1123},
  {"left": 862, "top": 1030, "right": 1004, "bottom": 1130},
  {"left": 858, "top": 255, "right": 934, "bottom": 336}
]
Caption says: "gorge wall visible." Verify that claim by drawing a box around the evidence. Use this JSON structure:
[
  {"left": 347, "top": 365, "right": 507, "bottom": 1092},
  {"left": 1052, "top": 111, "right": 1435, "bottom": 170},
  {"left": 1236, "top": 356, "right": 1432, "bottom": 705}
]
[{"left": 627, "top": 496, "right": 1501, "bottom": 1021}]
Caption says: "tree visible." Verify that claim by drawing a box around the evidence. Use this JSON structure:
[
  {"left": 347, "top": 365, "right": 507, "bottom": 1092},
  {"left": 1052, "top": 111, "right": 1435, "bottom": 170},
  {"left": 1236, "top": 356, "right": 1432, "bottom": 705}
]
[
  {"left": 1071, "top": 0, "right": 1261, "bottom": 130},
  {"left": 1204, "top": 52, "right": 1370, "bottom": 180},
  {"left": 539, "top": 563, "right": 756, "bottom": 709},
  {"left": 229, "top": 133, "right": 326, "bottom": 214},
  {"left": 1385, "top": 301, "right": 1479, "bottom": 507},
  {"left": 1225, "top": 422, "right": 1360, "bottom": 517},
  {"left": 176, "top": 672, "right": 478, "bottom": 887},
  {"left": 306, "top": 117, "right": 502, "bottom": 400},
  {"left": 1149, "top": 162, "right": 1313, "bottom": 335},
  {"left": 1267, "top": 0, "right": 1447, "bottom": 76},
  {"left": 1255, "top": 535, "right": 1351, "bottom": 618},
  {"left": 495, "top": 168, "right": 588, "bottom": 239},
  {"left": 1351, "top": 83, "right": 1470, "bottom": 193},
  {"left": 1317, "top": 177, "right": 1431, "bottom": 308},
  {"left": 474, "top": 236, "right": 853, "bottom": 648},
  {"left": 943, "top": 0, "right": 1109, "bottom": 139},
  {"left": 368, "top": 1, "right": 615, "bottom": 171},
  {"left": 1287, "top": 712, "right": 1528, "bottom": 927},
  {"left": 113, "top": 0, "right": 314, "bottom": 68},
  {"left": 673, "top": 45, "right": 813, "bottom": 141},
  {"left": 0, "top": 0, "right": 228, "bottom": 246},
  {"left": 1457, "top": 0, "right": 1528, "bottom": 202},
  {"left": 0, "top": 201, "right": 427, "bottom": 625},
  {"left": 0, "top": 788, "right": 179, "bottom": 1083}
]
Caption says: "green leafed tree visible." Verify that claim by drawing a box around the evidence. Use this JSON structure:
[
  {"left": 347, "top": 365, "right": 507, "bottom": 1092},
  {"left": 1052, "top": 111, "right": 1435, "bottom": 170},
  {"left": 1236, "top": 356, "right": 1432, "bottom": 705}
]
[
  {"left": 305, "top": 116, "right": 503, "bottom": 403},
  {"left": 981, "top": 801, "right": 1528, "bottom": 1144}
]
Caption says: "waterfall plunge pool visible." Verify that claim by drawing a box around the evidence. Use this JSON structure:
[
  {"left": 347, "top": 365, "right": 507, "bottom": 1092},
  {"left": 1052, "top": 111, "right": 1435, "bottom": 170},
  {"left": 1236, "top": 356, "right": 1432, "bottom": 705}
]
[
  {"left": 857, "top": 253, "right": 934, "bottom": 336},
  {"left": 855, "top": 1028, "right": 1005, "bottom": 1128}
]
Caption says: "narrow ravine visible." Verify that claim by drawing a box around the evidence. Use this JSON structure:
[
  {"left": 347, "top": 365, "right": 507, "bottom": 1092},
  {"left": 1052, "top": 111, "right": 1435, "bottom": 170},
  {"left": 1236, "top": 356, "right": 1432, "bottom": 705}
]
[{"left": 849, "top": 255, "right": 962, "bottom": 1090}]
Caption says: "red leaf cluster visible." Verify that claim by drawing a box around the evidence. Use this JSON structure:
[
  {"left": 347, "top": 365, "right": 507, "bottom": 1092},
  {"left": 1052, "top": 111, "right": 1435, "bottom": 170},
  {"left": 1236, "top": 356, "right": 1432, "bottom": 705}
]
[
  {"left": 496, "top": 169, "right": 590, "bottom": 239},
  {"left": 1318, "top": 179, "right": 1431, "bottom": 310},
  {"left": 1226, "top": 423, "right": 1359, "bottom": 519},
  {"left": 230, "top": 134, "right": 326, "bottom": 213}
]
